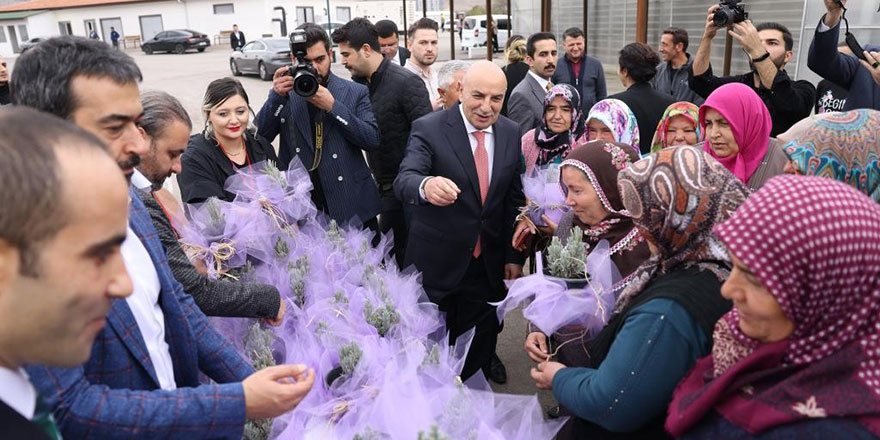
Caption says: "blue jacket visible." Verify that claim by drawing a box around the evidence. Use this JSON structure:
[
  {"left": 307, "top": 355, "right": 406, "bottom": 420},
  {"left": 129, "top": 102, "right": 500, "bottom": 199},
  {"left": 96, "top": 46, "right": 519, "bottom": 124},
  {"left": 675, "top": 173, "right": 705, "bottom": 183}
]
[
  {"left": 25, "top": 187, "right": 254, "bottom": 439},
  {"left": 808, "top": 19, "right": 880, "bottom": 111},
  {"left": 551, "top": 54, "right": 607, "bottom": 114},
  {"left": 256, "top": 73, "right": 381, "bottom": 224}
]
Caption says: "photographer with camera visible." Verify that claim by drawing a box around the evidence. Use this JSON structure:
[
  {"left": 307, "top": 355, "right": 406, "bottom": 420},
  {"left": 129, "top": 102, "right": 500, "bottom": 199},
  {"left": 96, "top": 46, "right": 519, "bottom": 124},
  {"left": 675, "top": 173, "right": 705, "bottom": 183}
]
[
  {"left": 689, "top": 2, "right": 815, "bottom": 136},
  {"left": 808, "top": 0, "right": 880, "bottom": 111},
  {"left": 256, "top": 24, "right": 381, "bottom": 228}
]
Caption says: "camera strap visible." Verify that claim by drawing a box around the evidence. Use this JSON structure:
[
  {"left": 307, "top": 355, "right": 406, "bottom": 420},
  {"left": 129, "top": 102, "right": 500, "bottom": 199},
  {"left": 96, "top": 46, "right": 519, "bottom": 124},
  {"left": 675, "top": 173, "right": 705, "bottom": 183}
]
[{"left": 309, "top": 121, "right": 323, "bottom": 172}]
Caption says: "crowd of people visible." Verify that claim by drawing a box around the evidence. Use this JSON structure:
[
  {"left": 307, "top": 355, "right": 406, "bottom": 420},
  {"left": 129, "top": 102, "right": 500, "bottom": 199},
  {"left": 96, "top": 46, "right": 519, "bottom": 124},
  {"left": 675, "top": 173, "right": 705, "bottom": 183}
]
[{"left": 0, "top": 0, "right": 879, "bottom": 438}]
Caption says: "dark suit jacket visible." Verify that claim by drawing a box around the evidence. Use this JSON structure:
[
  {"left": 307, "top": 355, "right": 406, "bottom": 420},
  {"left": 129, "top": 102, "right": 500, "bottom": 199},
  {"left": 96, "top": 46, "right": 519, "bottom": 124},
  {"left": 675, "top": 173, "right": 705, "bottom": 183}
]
[
  {"left": 0, "top": 400, "right": 50, "bottom": 440},
  {"left": 25, "top": 188, "right": 254, "bottom": 439},
  {"left": 610, "top": 82, "right": 675, "bottom": 155},
  {"left": 397, "top": 46, "right": 411, "bottom": 66},
  {"left": 501, "top": 61, "right": 529, "bottom": 117},
  {"left": 256, "top": 73, "right": 381, "bottom": 223},
  {"left": 230, "top": 31, "right": 245, "bottom": 50},
  {"left": 808, "top": 19, "right": 880, "bottom": 111},
  {"left": 394, "top": 105, "right": 526, "bottom": 302}
]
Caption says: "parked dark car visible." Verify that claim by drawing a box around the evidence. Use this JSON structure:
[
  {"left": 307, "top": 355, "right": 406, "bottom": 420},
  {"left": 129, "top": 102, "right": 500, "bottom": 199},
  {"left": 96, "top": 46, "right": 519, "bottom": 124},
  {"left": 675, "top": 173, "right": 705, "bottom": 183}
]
[
  {"left": 142, "top": 29, "right": 210, "bottom": 54},
  {"left": 230, "top": 38, "right": 292, "bottom": 81}
]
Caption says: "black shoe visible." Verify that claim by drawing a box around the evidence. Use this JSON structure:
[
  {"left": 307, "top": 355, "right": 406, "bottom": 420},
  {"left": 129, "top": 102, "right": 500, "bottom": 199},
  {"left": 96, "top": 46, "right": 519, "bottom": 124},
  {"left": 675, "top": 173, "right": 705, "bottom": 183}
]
[
  {"left": 547, "top": 405, "right": 561, "bottom": 419},
  {"left": 485, "top": 353, "right": 507, "bottom": 384}
]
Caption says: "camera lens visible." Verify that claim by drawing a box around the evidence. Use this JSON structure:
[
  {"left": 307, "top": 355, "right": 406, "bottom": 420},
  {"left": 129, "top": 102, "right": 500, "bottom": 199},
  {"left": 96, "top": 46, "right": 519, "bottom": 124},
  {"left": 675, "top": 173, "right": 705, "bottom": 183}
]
[
  {"left": 293, "top": 70, "right": 319, "bottom": 98},
  {"left": 713, "top": 8, "right": 734, "bottom": 26}
]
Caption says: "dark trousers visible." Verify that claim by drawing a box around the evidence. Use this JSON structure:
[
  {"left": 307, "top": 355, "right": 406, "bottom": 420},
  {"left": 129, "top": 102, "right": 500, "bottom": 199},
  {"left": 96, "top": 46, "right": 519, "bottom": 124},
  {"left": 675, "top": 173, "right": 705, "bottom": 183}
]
[
  {"left": 378, "top": 195, "right": 408, "bottom": 267},
  {"left": 437, "top": 257, "right": 500, "bottom": 381}
]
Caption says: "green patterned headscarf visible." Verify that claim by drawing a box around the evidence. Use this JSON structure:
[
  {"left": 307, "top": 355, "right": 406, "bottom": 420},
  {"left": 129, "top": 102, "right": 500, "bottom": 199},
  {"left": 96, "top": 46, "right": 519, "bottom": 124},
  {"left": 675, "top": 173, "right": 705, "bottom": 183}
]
[{"left": 783, "top": 109, "right": 880, "bottom": 203}]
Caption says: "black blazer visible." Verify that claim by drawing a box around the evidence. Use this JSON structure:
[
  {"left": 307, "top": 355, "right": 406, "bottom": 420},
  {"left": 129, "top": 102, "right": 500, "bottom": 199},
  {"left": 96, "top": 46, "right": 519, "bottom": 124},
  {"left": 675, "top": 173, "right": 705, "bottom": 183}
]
[
  {"left": 501, "top": 61, "right": 529, "bottom": 117},
  {"left": 230, "top": 31, "right": 245, "bottom": 50},
  {"left": 397, "top": 46, "right": 411, "bottom": 66},
  {"left": 610, "top": 82, "right": 675, "bottom": 155},
  {"left": 394, "top": 105, "right": 526, "bottom": 302},
  {"left": 0, "top": 400, "right": 51, "bottom": 440}
]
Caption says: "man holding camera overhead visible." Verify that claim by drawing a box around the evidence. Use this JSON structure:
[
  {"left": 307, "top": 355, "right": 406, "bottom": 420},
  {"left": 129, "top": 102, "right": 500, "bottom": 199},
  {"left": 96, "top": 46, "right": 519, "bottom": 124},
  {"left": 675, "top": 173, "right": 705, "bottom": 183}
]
[
  {"left": 689, "top": 2, "right": 815, "bottom": 136},
  {"left": 256, "top": 24, "right": 381, "bottom": 228}
]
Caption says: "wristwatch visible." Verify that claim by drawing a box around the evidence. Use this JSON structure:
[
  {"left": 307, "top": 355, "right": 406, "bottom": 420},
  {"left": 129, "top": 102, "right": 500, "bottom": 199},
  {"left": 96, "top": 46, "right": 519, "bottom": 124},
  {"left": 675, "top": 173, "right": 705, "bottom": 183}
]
[{"left": 751, "top": 51, "right": 771, "bottom": 63}]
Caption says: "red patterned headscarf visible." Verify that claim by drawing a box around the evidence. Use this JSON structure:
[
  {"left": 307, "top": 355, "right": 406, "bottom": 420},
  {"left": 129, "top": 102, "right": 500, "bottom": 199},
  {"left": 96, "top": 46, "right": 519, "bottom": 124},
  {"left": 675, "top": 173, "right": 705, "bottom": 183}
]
[{"left": 667, "top": 175, "right": 880, "bottom": 437}]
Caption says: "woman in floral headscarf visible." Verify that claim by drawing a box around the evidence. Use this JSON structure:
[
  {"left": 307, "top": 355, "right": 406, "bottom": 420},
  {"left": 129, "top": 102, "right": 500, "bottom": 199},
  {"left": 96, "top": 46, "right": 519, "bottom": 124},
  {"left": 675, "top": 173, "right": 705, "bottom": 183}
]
[
  {"left": 521, "top": 83, "right": 588, "bottom": 174},
  {"left": 650, "top": 102, "right": 703, "bottom": 153},
  {"left": 667, "top": 175, "right": 880, "bottom": 439},
  {"left": 585, "top": 99, "right": 640, "bottom": 154},
  {"left": 530, "top": 146, "right": 750, "bottom": 439},
  {"left": 782, "top": 109, "right": 880, "bottom": 203}
]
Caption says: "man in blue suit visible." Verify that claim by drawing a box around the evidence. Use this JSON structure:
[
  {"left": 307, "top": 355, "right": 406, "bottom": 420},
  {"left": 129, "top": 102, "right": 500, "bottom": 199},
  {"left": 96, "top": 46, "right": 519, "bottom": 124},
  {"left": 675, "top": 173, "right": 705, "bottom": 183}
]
[
  {"left": 395, "top": 61, "right": 526, "bottom": 382},
  {"left": 12, "top": 36, "right": 316, "bottom": 439},
  {"left": 257, "top": 24, "right": 381, "bottom": 228},
  {"left": 808, "top": 0, "right": 880, "bottom": 111}
]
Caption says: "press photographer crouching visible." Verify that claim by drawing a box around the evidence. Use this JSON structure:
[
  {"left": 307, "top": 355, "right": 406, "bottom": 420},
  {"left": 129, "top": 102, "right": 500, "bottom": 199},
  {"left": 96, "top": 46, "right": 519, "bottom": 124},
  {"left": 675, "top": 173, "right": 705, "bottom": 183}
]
[
  {"left": 255, "top": 24, "right": 381, "bottom": 229},
  {"left": 689, "top": 1, "right": 815, "bottom": 136}
]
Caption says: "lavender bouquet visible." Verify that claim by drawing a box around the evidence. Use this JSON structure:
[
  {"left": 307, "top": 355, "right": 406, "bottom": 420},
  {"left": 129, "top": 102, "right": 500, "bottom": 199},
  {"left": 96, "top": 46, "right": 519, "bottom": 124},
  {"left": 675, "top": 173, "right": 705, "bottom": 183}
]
[{"left": 520, "top": 164, "right": 569, "bottom": 227}]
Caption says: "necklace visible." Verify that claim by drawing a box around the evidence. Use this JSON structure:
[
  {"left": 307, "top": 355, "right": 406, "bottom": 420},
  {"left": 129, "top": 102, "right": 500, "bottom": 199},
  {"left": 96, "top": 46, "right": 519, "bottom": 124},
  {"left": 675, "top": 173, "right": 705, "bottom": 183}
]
[{"left": 219, "top": 136, "right": 245, "bottom": 157}]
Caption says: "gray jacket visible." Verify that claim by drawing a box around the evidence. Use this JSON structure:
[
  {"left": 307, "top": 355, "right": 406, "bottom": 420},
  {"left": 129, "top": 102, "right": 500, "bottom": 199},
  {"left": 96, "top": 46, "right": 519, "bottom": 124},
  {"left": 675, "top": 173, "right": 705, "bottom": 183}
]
[
  {"left": 651, "top": 53, "right": 704, "bottom": 105},
  {"left": 508, "top": 74, "right": 545, "bottom": 136}
]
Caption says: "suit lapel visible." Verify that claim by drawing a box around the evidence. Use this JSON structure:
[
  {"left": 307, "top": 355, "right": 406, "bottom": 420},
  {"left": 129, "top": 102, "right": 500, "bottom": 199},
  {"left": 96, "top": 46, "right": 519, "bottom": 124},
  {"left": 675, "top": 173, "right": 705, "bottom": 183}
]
[
  {"left": 291, "top": 94, "right": 313, "bottom": 149},
  {"left": 528, "top": 75, "right": 545, "bottom": 104},
  {"left": 107, "top": 297, "right": 160, "bottom": 388},
  {"left": 443, "top": 104, "right": 482, "bottom": 203}
]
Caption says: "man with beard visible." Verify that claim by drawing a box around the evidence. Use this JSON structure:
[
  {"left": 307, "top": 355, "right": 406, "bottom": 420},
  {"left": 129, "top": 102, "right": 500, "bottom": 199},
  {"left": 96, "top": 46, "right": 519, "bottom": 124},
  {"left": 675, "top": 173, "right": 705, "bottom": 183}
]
[
  {"left": 133, "top": 90, "right": 284, "bottom": 322},
  {"left": 508, "top": 32, "right": 558, "bottom": 136},
  {"left": 404, "top": 18, "right": 443, "bottom": 110},
  {"left": 651, "top": 27, "right": 703, "bottom": 105},
  {"left": 0, "top": 55, "right": 9, "bottom": 105},
  {"left": 12, "top": 36, "right": 315, "bottom": 438},
  {"left": 256, "top": 24, "right": 381, "bottom": 228},
  {"left": 332, "top": 18, "right": 432, "bottom": 265},
  {"left": 690, "top": 7, "right": 815, "bottom": 136},
  {"left": 375, "top": 19, "right": 410, "bottom": 66}
]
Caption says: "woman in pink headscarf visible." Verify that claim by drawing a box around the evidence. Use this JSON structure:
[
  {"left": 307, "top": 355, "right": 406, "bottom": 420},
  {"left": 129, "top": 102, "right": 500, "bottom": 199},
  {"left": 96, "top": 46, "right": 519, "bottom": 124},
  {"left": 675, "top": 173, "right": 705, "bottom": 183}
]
[{"left": 699, "top": 83, "right": 788, "bottom": 190}]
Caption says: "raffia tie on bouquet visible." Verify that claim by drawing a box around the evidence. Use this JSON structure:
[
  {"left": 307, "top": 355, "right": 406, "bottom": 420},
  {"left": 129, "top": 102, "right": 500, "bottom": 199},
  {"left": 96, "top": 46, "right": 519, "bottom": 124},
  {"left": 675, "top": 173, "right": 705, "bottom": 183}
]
[
  {"left": 516, "top": 200, "right": 568, "bottom": 226},
  {"left": 181, "top": 240, "right": 239, "bottom": 280},
  {"left": 260, "top": 196, "right": 298, "bottom": 236}
]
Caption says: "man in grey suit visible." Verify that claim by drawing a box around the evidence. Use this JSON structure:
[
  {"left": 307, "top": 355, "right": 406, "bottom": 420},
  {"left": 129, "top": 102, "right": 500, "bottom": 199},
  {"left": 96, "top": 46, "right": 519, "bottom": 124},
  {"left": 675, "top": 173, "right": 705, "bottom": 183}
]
[{"left": 507, "top": 32, "right": 557, "bottom": 136}]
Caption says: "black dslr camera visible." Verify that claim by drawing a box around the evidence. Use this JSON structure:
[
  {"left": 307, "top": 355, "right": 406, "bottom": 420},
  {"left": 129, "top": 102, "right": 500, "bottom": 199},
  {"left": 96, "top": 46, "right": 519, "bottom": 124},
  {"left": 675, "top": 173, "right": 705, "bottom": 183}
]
[
  {"left": 713, "top": 0, "right": 748, "bottom": 27},
  {"left": 287, "top": 29, "right": 320, "bottom": 98}
]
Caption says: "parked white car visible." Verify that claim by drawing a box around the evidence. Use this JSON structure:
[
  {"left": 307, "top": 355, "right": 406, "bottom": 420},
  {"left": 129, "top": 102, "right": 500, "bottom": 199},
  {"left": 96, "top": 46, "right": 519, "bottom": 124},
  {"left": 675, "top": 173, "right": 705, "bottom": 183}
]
[{"left": 459, "top": 15, "right": 510, "bottom": 52}]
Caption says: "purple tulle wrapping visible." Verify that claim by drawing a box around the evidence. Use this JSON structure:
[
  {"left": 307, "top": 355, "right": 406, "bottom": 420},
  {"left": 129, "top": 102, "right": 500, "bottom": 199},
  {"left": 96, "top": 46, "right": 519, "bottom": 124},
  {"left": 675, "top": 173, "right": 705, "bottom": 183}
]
[
  {"left": 494, "top": 240, "right": 620, "bottom": 336},
  {"left": 522, "top": 164, "right": 569, "bottom": 227},
  {"left": 180, "top": 160, "right": 566, "bottom": 439}
]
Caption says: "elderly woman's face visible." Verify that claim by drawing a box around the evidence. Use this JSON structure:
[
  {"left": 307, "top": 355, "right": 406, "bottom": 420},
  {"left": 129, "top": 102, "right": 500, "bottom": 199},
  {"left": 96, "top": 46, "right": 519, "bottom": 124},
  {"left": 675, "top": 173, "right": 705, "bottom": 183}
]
[
  {"left": 562, "top": 166, "right": 611, "bottom": 226},
  {"left": 587, "top": 119, "right": 615, "bottom": 143},
  {"left": 666, "top": 114, "right": 698, "bottom": 147},
  {"left": 703, "top": 108, "right": 740, "bottom": 158},
  {"left": 721, "top": 252, "right": 794, "bottom": 343},
  {"left": 545, "top": 96, "right": 573, "bottom": 134}
]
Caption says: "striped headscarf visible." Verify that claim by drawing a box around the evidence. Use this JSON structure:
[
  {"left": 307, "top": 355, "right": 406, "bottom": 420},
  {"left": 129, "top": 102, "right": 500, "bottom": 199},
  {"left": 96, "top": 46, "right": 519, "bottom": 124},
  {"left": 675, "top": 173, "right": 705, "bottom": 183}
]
[{"left": 650, "top": 101, "right": 702, "bottom": 153}]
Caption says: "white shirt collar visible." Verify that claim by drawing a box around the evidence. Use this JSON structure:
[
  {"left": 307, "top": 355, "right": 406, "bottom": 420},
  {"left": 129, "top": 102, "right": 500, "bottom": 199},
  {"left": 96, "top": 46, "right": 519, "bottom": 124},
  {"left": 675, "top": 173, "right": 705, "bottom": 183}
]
[
  {"left": 528, "top": 70, "right": 552, "bottom": 91},
  {"left": 458, "top": 104, "right": 494, "bottom": 135},
  {"left": 0, "top": 367, "right": 36, "bottom": 420},
  {"left": 131, "top": 169, "right": 152, "bottom": 191}
]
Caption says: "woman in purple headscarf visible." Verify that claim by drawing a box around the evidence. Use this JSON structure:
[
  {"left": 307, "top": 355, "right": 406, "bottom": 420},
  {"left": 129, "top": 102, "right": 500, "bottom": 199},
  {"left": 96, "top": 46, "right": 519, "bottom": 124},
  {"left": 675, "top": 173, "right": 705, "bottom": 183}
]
[{"left": 667, "top": 175, "right": 880, "bottom": 438}]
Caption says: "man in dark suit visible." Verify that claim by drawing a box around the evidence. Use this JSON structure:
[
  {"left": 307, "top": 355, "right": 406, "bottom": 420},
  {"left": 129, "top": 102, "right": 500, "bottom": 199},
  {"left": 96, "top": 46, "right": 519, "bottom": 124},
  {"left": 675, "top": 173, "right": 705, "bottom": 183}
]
[
  {"left": 230, "top": 24, "right": 246, "bottom": 50},
  {"left": 609, "top": 42, "right": 675, "bottom": 155},
  {"left": 12, "top": 36, "right": 315, "bottom": 438},
  {"left": 508, "top": 32, "right": 557, "bottom": 136},
  {"left": 376, "top": 19, "right": 410, "bottom": 66},
  {"left": 257, "top": 24, "right": 381, "bottom": 227},
  {"left": 395, "top": 60, "right": 525, "bottom": 381},
  {"left": 0, "top": 108, "right": 132, "bottom": 440}
]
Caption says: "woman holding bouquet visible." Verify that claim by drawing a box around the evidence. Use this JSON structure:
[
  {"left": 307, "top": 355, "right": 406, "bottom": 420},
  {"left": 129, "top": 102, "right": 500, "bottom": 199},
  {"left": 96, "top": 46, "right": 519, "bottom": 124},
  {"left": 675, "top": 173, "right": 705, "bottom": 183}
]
[
  {"left": 520, "top": 83, "right": 588, "bottom": 175},
  {"left": 179, "top": 77, "right": 278, "bottom": 203},
  {"left": 530, "top": 146, "right": 749, "bottom": 439}
]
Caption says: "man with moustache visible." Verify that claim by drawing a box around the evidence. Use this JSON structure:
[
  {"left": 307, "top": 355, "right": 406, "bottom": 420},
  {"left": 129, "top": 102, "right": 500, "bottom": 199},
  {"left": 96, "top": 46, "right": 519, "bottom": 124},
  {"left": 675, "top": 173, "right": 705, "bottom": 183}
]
[
  {"left": 257, "top": 24, "right": 381, "bottom": 228},
  {"left": 508, "top": 32, "right": 558, "bottom": 136},
  {"left": 132, "top": 90, "right": 284, "bottom": 322},
  {"left": 690, "top": 6, "right": 815, "bottom": 136},
  {"left": 332, "top": 18, "right": 432, "bottom": 264},
  {"left": 375, "top": 19, "right": 410, "bottom": 66},
  {"left": 0, "top": 108, "right": 133, "bottom": 440},
  {"left": 12, "top": 36, "right": 315, "bottom": 438},
  {"left": 652, "top": 27, "right": 703, "bottom": 105},
  {"left": 395, "top": 60, "right": 526, "bottom": 382},
  {"left": 404, "top": 18, "right": 443, "bottom": 110}
]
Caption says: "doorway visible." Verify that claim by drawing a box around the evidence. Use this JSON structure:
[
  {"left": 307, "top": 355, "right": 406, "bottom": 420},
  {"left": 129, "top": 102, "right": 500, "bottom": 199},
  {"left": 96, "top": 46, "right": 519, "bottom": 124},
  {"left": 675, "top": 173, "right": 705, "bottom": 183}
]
[
  {"left": 6, "top": 25, "right": 19, "bottom": 53},
  {"left": 139, "top": 15, "right": 163, "bottom": 41},
  {"left": 84, "top": 19, "right": 97, "bottom": 38},
  {"left": 99, "top": 17, "right": 122, "bottom": 43}
]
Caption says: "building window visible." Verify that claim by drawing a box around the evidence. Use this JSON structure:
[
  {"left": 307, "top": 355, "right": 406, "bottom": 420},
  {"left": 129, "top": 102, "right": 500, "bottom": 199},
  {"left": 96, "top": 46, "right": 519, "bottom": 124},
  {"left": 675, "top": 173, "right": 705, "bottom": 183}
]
[
  {"left": 18, "top": 25, "right": 28, "bottom": 41},
  {"left": 296, "top": 6, "right": 314, "bottom": 24},
  {"left": 0, "top": 27, "right": 6, "bottom": 43},
  {"left": 58, "top": 21, "right": 73, "bottom": 36},
  {"left": 336, "top": 7, "right": 351, "bottom": 23},
  {"left": 213, "top": 3, "right": 234, "bottom": 15}
]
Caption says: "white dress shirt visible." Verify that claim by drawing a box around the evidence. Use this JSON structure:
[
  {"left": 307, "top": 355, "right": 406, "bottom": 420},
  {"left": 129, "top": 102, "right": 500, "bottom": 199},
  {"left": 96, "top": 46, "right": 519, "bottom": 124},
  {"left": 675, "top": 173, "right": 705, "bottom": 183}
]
[
  {"left": 528, "top": 70, "right": 552, "bottom": 91},
  {"left": 404, "top": 59, "right": 440, "bottom": 104},
  {"left": 0, "top": 367, "right": 36, "bottom": 419},
  {"left": 121, "top": 226, "right": 177, "bottom": 390},
  {"left": 420, "top": 106, "right": 495, "bottom": 200},
  {"left": 130, "top": 169, "right": 152, "bottom": 191}
]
